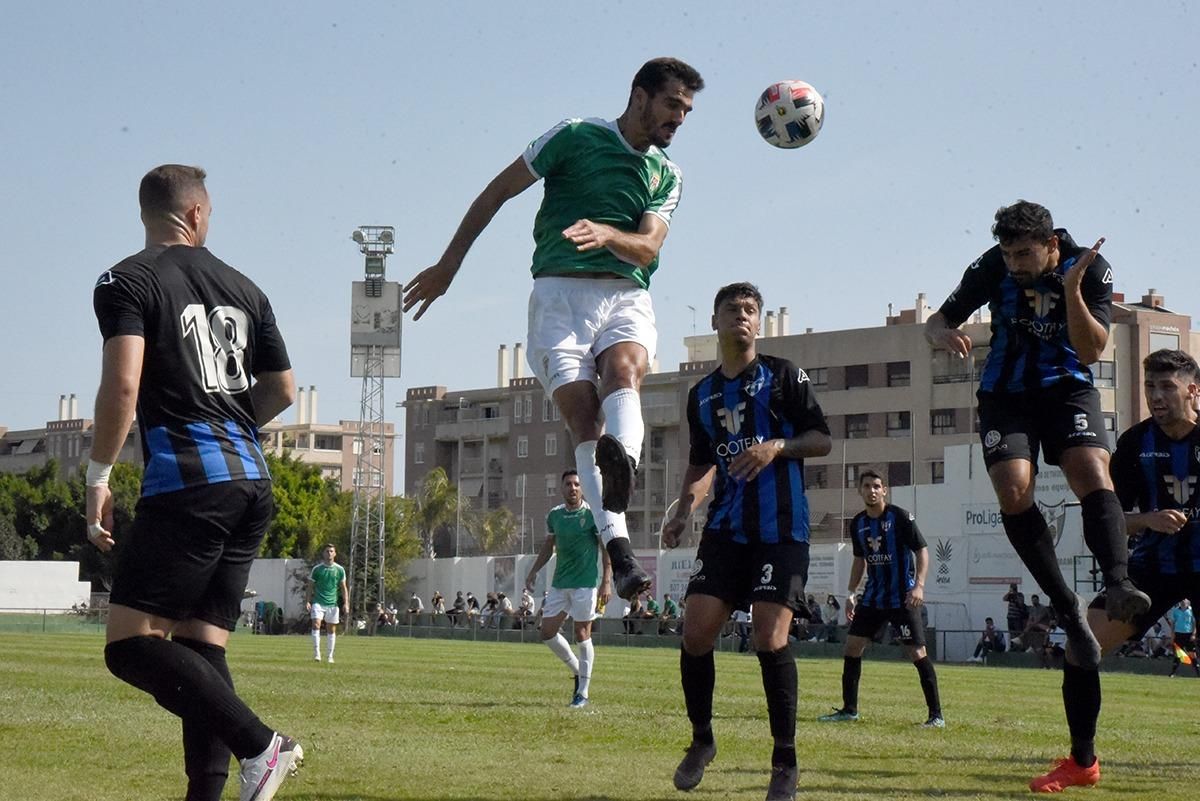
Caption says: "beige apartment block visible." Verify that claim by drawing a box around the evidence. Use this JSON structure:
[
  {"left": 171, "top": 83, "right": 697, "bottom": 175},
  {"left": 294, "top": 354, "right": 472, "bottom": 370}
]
[
  {"left": 404, "top": 290, "right": 1196, "bottom": 553},
  {"left": 1, "top": 385, "right": 392, "bottom": 495}
]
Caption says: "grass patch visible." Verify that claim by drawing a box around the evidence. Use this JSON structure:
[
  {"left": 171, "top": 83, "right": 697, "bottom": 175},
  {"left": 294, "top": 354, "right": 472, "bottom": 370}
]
[{"left": 4, "top": 632, "right": 1198, "bottom": 799}]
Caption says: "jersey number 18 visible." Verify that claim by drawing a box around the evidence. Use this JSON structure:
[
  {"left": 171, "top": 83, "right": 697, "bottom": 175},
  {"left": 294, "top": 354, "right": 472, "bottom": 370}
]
[{"left": 181, "top": 304, "right": 250, "bottom": 394}]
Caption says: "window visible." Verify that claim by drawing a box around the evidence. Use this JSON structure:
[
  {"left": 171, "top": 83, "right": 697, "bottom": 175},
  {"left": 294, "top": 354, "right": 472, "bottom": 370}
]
[
  {"left": 513, "top": 396, "right": 522, "bottom": 422},
  {"left": 846, "top": 414, "right": 870, "bottom": 439},
  {"left": 931, "top": 409, "right": 957, "bottom": 435},
  {"left": 1090, "top": 360, "right": 1116, "bottom": 388},
  {"left": 844, "top": 364, "right": 869, "bottom": 389},
  {"left": 352, "top": 438, "right": 362, "bottom": 455},
  {"left": 805, "top": 464, "right": 828, "bottom": 490},
  {"left": 552, "top": 403, "right": 560, "bottom": 421},
  {"left": 545, "top": 474, "right": 558, "bottom": 497},
  {"left": 1150, "top": 332, "right": 1180, "bottom": 352},
  {"left": 414, "top": 442, "right": 425, "bottom": 464},
  {"left": 1103, "top": 413, "right": 1118, "bottom": 432},
  {"left": 806, "top": 367, "right": 827, "bottom": 387},
  {"left": 888, "top": 461, "right": 911, "bottom": 487},
  {"left": 931, "top": 461, "right": 945, "bottom": 484},
  {"left": 545, "top": 433, "right": 558, "bottom": 456},
  {"left": 483, "top": 404, "right": 499, "bottom": 419},
  {"left": 886, "top": 361, "right": 911, "bottom": 387},
  {"left": 886, "top": 411, "right": 911, "bottom": 437},
  {"left": 845, "top": 464, "right": 863, "bottom": 488},
  {"left": 296, "top": 434, "right": 309, "bottom": 449},
  {"left": 524, "top": 396, "right": 533, "bottom": 422},
  {"left": 543, "top": 398, "right": 553, "bottom": 422},
  {"left": 515, "top": 474, "right": 526, "bottom": 498},
  {"left": 517, "top": 436, "right": 528, "bottom": 458}
]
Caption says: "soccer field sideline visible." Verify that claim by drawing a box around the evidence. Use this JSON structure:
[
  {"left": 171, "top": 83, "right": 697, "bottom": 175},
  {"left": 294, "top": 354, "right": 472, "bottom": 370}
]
[{"left": 4, "top": 632, "right": 1198, "bottom": 800}]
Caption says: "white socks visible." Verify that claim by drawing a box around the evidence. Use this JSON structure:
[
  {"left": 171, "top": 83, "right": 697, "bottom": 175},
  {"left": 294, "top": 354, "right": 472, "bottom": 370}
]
[
  {"left": 601, "top": 388, "right": 644, "bottom": 464},
  {"left": 311, "top": 630, "right": 321, "bottom": 658},
  {"left": 327, "top": 631, "right": 336, "bottom": 660},
  {"left": 574, "top": 441, "right": 628, "bottom": 546},
  {"left": 545, "top": 633, "right": 580, "bottom": 674},
  {"left": 577, "top": 638, "right": 594, "bottom": 697}
]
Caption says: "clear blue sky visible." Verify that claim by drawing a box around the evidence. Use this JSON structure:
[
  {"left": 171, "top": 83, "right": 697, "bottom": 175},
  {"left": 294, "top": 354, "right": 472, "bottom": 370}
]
[{"left": 2, "top": 3, "right": 1197, "bottom": 446}]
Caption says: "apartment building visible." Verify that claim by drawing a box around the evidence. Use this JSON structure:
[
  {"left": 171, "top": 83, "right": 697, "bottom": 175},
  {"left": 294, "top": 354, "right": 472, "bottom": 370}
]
[
  {"left": 1, "top": 385, "right": 394, "bottom": 495},
  {"left": 404, "top": 289, "right": 1195, "bottom": 552}
]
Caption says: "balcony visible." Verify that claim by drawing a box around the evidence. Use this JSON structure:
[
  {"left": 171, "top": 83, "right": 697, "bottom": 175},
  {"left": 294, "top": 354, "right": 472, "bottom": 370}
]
[{"left": 435, "top": 416, "right": 510, "bottom": 442}]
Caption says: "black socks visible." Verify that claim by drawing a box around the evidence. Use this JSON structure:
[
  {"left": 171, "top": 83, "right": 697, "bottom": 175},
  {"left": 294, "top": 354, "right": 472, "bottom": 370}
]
[
  {"left": 1079, "top": 489, "right": 1130, "bottom": 587},
  {"left": 913, "top": 656, "right": 942, "bottom": 719},
  {"left": 841, "top": 655, "right": 862, "bottom": 714},
  {"left": 104, "top": 636, "right": 272, "bottom": 760},
  {"left": 757, "top": 646, "right": 798, "bottom": 760},
  {"left": 1062, "top": 662, "right": 1100, "bottom": 768},
  {"left": 680, "top": 646, "right": 716, "bottom": 741},
  {"left": 175, "top": 637, "right": 235, "bottom": 801},
  {"left": 1001, "top": 506, "right": 1075, "bottom": 610}
]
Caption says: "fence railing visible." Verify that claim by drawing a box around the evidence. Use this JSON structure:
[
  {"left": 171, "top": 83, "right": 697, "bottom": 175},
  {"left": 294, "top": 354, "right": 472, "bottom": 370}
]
[{"left": 0, "top": 607, "right": 107, "bottom": 633}]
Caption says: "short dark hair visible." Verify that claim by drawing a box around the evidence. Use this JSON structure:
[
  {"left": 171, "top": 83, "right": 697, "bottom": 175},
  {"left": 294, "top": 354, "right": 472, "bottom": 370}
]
[
  {"left": 139, "top": 164, "right": 207, "bottom": 217},
  {"left": 1143, "top": 349, "right": 1200, "bottom": 383},
  {"left": 991, "top": 200, "right": 1055, "bottom": 244},
  {"left": 631, "top": 57, "right": 704, "bottom": 98},
  {"left": 561, "top": 469, "right": 579, "bottom": 481},
  {"left": 712, "top": 282, "right": 763, "bottom": 315},
  {"left": 858, "top": 469, "right": 884, "bottom": 487}
]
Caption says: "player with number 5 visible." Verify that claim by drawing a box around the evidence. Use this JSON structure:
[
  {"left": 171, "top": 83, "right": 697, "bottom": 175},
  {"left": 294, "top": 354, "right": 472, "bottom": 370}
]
[
  {"left": 88, "top": 165, "right": 302, "bottom": 801},
  {"left": 925, "top": 200, "right": 1149, "bottom": 680},
  {"left": 661, "top": 282, "right": 830, "bottom": 801}
]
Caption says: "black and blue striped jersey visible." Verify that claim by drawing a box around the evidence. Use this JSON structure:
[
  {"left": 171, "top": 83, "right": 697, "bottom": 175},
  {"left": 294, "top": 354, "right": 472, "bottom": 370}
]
[
  {"left": 93, "top": 245, "right": 290, "bottom": 497},
  {"left": 937, "top": 229, "right": 1112, "bottom": 393},
  {"left": 686, "top": 354, "right": 829, "bottom": 544},
  {"left": 1111, "top": 418, "right": 1200, "bottom": 575},
  {"left": 851, "top": 504, "right": 926, "bottom": 610}
]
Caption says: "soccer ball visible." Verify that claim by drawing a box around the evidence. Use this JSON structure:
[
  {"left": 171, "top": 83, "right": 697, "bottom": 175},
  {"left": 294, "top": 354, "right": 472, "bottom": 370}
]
[{"left": 755, "top": 80, "right": 824, "bottom": 149}]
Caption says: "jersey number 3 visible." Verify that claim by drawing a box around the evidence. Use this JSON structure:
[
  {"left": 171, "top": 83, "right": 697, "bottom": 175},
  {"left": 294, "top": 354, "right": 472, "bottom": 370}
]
[{"left": 181, "top": 304, "right": 250, "bottom": 394}]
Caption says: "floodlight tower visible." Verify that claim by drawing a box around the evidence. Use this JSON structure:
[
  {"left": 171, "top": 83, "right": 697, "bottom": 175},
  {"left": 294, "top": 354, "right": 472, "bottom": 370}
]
[{"left": 348, "top": 225, "right": 401, "bottom": 623}]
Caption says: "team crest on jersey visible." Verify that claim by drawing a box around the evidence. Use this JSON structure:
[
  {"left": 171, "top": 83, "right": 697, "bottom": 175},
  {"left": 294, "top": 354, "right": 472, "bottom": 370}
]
[
  {"left": 1164, "top": 475, "right": 1198, "bottom": 505},
  {"left": 743, "top": 373, "right": 766, "bottom": 397},
  {"left": 95, "top": 270, "right": 115, "bottom": 287},
  {"left": 716, "top": 401, "right": 746, "bottom": 435},
  {"left": 1024, "top": 288, "right": 1059, "bottom": 317},
  {"left": 649, "top": 173, "right": 661, "bottom": 192}
]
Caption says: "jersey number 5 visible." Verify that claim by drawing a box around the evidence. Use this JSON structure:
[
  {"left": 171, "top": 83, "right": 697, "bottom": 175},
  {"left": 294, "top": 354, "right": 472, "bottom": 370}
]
[{"left": 181, "top": 304, "right": 250, "bottom": 394}]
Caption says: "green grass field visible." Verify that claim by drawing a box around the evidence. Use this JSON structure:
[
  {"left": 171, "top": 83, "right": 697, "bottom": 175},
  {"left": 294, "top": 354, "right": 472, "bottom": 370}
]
[{"left": 4, "top": 632, "right": 1198, "bottom": 800}]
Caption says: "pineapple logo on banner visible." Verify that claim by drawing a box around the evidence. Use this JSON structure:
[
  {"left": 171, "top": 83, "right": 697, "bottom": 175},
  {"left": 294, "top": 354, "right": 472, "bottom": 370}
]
[{"left": 935, "top": 539, "right": 953, "bottom": 587}]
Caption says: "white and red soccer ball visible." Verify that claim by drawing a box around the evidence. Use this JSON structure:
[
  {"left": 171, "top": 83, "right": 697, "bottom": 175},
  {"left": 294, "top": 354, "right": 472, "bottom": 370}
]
[{"left": 755, "top": 80, "right": 825, "bottom": 149}]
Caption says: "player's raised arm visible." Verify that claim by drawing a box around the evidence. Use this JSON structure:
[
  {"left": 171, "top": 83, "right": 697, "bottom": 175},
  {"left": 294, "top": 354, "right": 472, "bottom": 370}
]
[
  {"left": 1062, "top": 237, "right": 1109, "bottom": 366},
  {"left": 563, "top": 211, "right": 669, "bottom": 270},
  {"left": 924, "top": 312, "right": 972, "bottom": 358},
  {"left": 403, "top": 155, "right": 538, "bottom": 320}
]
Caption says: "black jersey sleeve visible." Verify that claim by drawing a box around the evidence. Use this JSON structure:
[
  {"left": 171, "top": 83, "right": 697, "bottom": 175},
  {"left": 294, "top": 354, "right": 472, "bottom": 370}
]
[
  {"left": 902, "top": 510, "right": 928, "bottom": 551},
  {"left": 252, "top": 295, "right": 291, "bottom": 374},
  {"left": 937, "top": 248, "right": 1003, "bottom": 328},
  {"left": 1109, "top": 426, "right": 1141, "bottom": 511},
  {"left": 93, "top": 267, "right": 149, "bottom": 341},
  {"left": 686, "top": 386, "right": 715, "bottom": 466},
  {"left": 778, "top": 361, "right": 831, "bottom": 436},
  {"left": 1080, "top": 254, "right": 1113, "bottom": 330}
]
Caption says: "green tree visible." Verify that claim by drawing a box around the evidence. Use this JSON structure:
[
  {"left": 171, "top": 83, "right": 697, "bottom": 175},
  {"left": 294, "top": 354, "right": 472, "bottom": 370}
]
[
  {"left": 0, "top": 513, "right": 35, "bottom": 560},
  {"left": 472, "top": 507, "right": 519, "bottom": 555},
  {"left": 260, "top": 452, "right": 341, "bottom": 558},
  {"left": 408, "top": 467, "right": 464, "bottom": 557}
]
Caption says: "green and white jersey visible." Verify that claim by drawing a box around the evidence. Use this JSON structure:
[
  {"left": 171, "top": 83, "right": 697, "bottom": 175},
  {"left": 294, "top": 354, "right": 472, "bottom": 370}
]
[
  {"left": 523, "top": 118, "right": 683, "bottom": 289},
  {"left": 310, "top": 562, "right": 345, "bottom": 606},
  {"left": 546, "top": 502, "right": 601, "bottom": 590}
]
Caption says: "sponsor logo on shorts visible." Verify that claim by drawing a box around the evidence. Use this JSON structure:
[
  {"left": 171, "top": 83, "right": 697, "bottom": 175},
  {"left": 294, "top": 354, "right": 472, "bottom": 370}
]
[
  {"left": 984, "top": 430, "right": 1002, "bottom": 449},
  {"left": 689, "top": 559, "right": 704, "bottom": 579}
]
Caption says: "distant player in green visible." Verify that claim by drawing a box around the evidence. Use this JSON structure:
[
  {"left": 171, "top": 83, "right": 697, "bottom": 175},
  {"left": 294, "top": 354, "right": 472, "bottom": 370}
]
[
  {"left": 306, "top": 544, "right": 348, "bottom": 663},
  {"left": 405, "top": 57, "right": 705, "bottom": 605},
  {"left": 526, "top": 470, "right": 613, "bottom": 708}
]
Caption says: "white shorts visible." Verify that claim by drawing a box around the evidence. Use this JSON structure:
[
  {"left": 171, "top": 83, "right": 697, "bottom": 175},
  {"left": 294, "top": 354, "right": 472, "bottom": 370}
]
[
  {"left": 526, "top": 277, "right": 657, "bottom": 396},
  {"left": 310, "top": 602, "right": 340, "bottom": 624},
  {"left": 541, "top": 586, "right": 599, "bottom": 622}
]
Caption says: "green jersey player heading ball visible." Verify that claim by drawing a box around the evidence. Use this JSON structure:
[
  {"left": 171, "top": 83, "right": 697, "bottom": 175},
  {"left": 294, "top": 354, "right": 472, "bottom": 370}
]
[{"left": 404, "top": 58, "right": 704, "bottom": 602}]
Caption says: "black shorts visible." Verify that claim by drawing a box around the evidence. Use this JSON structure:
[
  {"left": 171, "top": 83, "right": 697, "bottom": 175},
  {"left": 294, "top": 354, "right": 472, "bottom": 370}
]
[
  {"left": 848, "top": 604, "right": 927, "bottom": 647},
  {"left": 686, "top": 533, "right": 809, "bottom": 614},
  {"left": 110, "top": 480, "right": 274, "bottom": 630},
  {"left": 977, "top": 384, "right": 1109, "bottom": 470},
  {"left": 1088, "top": 569, "right": 1200, "bottom": 639},
  {"left": 1175, "top": 632, "right": 1197, "bottom": 651}
]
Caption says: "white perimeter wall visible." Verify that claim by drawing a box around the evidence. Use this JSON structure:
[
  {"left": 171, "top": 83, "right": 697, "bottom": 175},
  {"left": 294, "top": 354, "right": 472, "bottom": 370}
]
[{"left": 0, "top": 561, "right": 91, "bottom": 612}]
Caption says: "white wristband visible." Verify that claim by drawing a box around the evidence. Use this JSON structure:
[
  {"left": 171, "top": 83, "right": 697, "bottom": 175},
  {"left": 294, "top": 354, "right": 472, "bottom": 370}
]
[{"left": 86, "top": 460, "right": 114, "bottom": 487}]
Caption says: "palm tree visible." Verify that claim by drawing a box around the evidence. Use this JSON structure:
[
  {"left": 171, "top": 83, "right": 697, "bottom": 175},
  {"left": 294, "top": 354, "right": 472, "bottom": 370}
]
[
  {"left": 473, "top": 507, "right": 519, "bottom": 555},
  {"left": 410, "top": 468, "right": 464, "bottom": 557}
]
